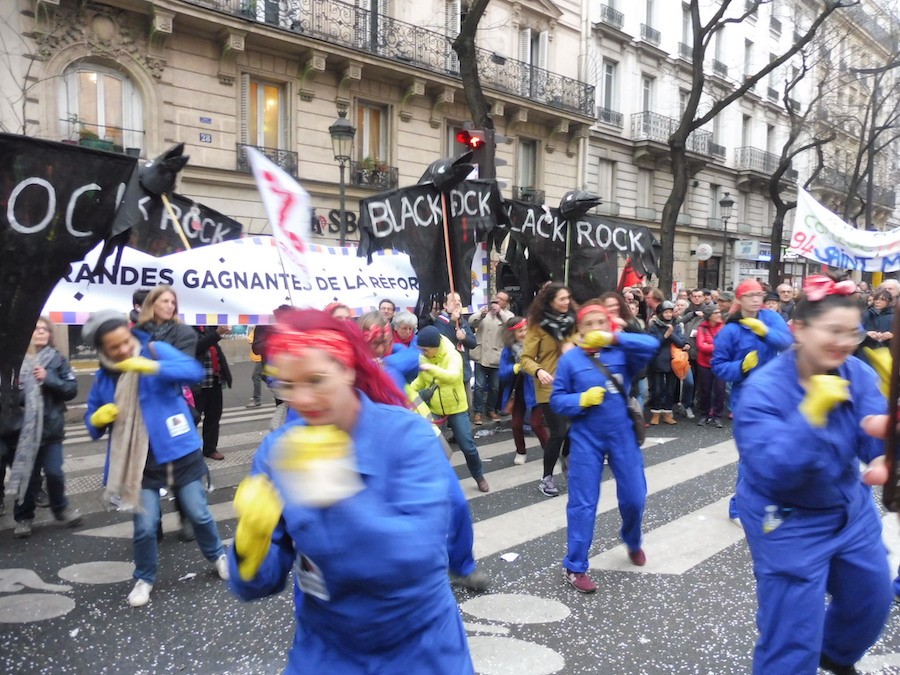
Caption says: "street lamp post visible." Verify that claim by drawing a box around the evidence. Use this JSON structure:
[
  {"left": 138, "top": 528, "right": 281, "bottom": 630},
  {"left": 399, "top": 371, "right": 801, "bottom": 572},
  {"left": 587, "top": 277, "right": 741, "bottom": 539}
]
[
  {"left": 719, "top": 191, "right": 734, "bottom": 290},
  {"left": 329, "top": 110, "right": 356, "bottom": 247}
]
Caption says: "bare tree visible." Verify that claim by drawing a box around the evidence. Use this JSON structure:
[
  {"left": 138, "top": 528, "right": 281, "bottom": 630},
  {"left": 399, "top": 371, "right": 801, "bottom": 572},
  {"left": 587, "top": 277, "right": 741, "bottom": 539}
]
[
  {"left": 657, "top": 0, "right": 858, "bottom": 293},
  {"left": 451, "top": 0, "right": 493, "bottom": 131},
  {"left": 764, "top": 49, "right": 837, "bottom": 287}
]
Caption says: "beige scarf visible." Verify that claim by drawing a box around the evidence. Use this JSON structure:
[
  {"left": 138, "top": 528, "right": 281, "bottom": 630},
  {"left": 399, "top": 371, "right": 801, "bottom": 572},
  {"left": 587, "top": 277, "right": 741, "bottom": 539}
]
[{"left": 99, "top": 337, "right": 149, "bottom": 511}]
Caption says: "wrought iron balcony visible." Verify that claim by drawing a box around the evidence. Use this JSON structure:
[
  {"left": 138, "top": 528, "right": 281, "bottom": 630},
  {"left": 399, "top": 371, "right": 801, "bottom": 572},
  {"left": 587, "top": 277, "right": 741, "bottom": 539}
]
[
  {"left": 631, "top": 111, "right": 712, "bottom": 155},
  {"left": 236, "top": 142, "right": 298, "bottom": 177},
  {"left": 735, "top": 146, "right": 783, "bottom": 174},
  {"left": 596, "top": 106, "right": 623, "bottom": 127},
  {"left": 678, "top": 42, "right": 692, "bottom": 60},
  {"left": 812, "top": 168, "right": 895, "bottom": 207},
  {"left": 874, "top": 187, "right": 896, "bottom": 208},
  {"left": 349, "top": 160, "right": 399, "bottom": 190},
  {"left": 512, "top": 186, "right": 545, "bottom": 204},
  {"left": 640, "top": 24, "right": 661, "bottom": 47},
  {"left": 187, "top": 0, "right": 594, "bottom": 116},
  {"left": 599, "top": 4, "right": 624, "bottom": 29},
  {"left": 712, "top": 59, "right": 728, "bottom": 78},
  {"left": 710, "top": 142, "right": 727, "bottom": 160},
  {"left": 788, "top": 98, "right": 801, "bottom": 112},
  {"left": 769, "top": 17, "right": 781, "bottom": 35},
  {"left": 745, "top": 0, "right": 757, "bottom": 12},
  {"left": 767, "top": 86, "right": 779, "bottom": 101}
]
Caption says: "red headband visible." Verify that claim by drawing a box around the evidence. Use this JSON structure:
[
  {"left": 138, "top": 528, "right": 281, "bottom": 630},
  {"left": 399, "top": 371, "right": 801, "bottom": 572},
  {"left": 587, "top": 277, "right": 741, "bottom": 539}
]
[
  {"left": 267, "top": 328, "right": 355, "bottom": 369},
  {"left": 507, "top": 318, "right": 527, "bottom": 331},
  {"left": 576, "top": 304, "right": 610, "bottom": 324},
  {"left": 803, "top": 275, "right": 857, "bottom": 302}
]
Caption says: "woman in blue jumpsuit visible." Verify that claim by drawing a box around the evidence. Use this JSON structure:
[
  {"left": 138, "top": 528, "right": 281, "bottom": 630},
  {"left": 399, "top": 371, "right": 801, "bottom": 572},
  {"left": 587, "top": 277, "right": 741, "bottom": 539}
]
[
  {"left": 550, "top": 301, "right": 659, "bottom": 593},
  {"left": 712, "top": 278, "right": 793, "bottom": 522},
  {"left": 734, "top": 275, "right": 892, "bottom": 675},
  {"left": 227, "top": 309, "right": 473, "bottom": 674}
]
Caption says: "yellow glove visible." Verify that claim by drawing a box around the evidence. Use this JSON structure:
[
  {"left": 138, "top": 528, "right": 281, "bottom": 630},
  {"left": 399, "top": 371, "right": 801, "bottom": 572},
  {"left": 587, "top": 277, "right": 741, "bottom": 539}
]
[
  {"left": 741, "top": 350, "right": 759, "bottom": 374},
  {"left": 513, "top": 363, "right": 521, "bottom": 375},
  {"left": 799, "top": 375, "right": 851, "bottom": 427},
  {"left": 581, "top": 331, "right": 615, "bottom": 350},
  {"left": 233, "top": 475, "right": 284, "bottom": 581},
  {"left": 579, "top": 386, "right": 606, "bottom": 408},
  {"left": 90, "top": 403, "right": 118, "bottom": 428},
  {"left": 864, "top": 347, "right": 891, "bottom": 397},
  {"left": 739, "top": 317, "right": 768, "bottom": 338},
  {"left": 112, "top": 356, "right": 160, "bottom": 375}
]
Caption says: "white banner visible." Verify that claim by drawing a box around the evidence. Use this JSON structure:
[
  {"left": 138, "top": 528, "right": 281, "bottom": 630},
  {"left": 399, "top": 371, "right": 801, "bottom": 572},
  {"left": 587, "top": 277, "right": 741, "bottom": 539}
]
[
  {"left": 790, "top": 189, "right": 900, "bottom": 272},
  {"left": 43, "top": 236, "right": 489, "bottom": 325}
]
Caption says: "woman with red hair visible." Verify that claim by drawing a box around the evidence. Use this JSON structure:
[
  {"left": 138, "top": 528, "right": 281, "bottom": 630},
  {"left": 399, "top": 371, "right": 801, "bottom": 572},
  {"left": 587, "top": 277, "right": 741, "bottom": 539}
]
[
  {"left": 550, "top": 300, "right": 658, "bottom": 594},
  {"left": 226, "top": 309, "right": 473, "bottom": 674}
]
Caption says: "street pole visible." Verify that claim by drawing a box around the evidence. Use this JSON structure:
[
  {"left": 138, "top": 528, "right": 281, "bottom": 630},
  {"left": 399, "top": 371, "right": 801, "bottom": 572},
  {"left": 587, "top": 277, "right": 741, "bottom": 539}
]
[
  {"left": 338, "top": 160, "right": 347, "bottom": 247},
  {"left": 721, "top": 217, "right": 728, "bottom": 290}
]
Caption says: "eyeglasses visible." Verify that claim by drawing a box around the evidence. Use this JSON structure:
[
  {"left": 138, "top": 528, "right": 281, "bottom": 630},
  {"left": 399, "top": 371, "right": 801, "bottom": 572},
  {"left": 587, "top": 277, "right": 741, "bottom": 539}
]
[
  {"left": 805, "top": 324, "right": 866, "bottom": 346},
  {"left": 271, "top": 366, "right": 340, "bottom": 400},
  {"left": 34, "top": 326, "right": 50, "bottom": 333}
]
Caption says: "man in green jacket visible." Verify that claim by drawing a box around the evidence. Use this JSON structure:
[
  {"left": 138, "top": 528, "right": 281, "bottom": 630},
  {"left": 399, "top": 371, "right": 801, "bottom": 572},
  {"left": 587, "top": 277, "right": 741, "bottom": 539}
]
[{"left": 408, "top": 327, "right": 489, "bottom": 493}]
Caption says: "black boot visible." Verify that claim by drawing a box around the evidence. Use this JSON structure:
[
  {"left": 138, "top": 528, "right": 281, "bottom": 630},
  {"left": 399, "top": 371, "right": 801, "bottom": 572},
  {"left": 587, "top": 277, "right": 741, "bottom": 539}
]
[
  {"left": 697, "top": 416, "right": 710, "bottom": 427},
  {"left": 819, "top": 653, "right": 859, "bottom": 675}
]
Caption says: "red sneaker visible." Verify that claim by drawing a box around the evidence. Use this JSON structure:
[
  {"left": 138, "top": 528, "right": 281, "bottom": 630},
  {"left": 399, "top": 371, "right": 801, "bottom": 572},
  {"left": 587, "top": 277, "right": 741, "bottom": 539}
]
[
  {"left": 628, "top": 548, "right": 647, "bottom": 566},
  {"left": 564, "top": 569, "right": 597, "bottom": 594}
]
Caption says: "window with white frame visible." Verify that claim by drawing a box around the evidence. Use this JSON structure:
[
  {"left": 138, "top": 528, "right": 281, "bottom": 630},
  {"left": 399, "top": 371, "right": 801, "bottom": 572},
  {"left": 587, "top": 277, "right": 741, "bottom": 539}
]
[
  {"left": 744, "top": 39, "right": 754, "bottom": 76},
  {"left": 741, "top": 114, "right": 753, "bottom": 147},
  {"left": 597, "top": 160, "right": 616, "bottom": 200},
  {"left": 446, "top": 0, "right": 461, "bottom": 72},
  {"left": 519, "top": 27, "right": 548, "bottom": 69},
  {"left": 645, "top": 0, "right": 655, "bottom": 26},
  {"left": 356, "top": 101, "right": 389, "bottom": 165},
  {"left": 641, "top": 75, "right": 655, "bottom": 111},
  {"left": 678, "top": 89, "right": 690, "bottom": 116},
  {"left": 601, "top": 59, "right": 618, "bottom": 111},
  {"left": 240, "top": 75, "right": 288, "bottom": 149},
  {"left": 60, "top": 62, "right": 143, "bottom": 149},
  {"left": 681, "top": 4, "right": 692, "bottom": 46},
  {"left": 517, "top": 139, "right": 538, "bottom": 189},
  {"left": 766, "top": 124, "right": 775, "bottom": 153},
  {"left": 637, "top": 169, "right": 654, "bottom": 207}
]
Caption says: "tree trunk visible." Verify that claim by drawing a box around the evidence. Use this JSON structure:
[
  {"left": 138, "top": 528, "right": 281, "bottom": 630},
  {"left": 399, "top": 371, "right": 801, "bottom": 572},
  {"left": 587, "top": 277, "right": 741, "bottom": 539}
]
[{"left": 659, "top": 138, "right": 690, "bottom": 295}]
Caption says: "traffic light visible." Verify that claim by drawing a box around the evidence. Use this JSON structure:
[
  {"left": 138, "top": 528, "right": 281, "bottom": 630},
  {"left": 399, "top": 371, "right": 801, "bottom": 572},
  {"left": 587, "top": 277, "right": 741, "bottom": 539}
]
[{"left": 455, "top": 128, "right": 494, "bottom": 180}]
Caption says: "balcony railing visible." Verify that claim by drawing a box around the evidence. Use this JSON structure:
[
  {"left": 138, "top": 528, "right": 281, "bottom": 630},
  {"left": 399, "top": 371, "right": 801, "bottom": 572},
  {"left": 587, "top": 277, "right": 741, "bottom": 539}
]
[
  {"left": 676, "top": 213, "right": 692, "bottom": 226},
  {"left": 767, "top": 86, "right": 779, "bottom": 101},
  {"left": 735, "top": 146, "right": 786, "bottom": 175},
  {"left": 596, "top": 202, "right": 620, "bottom": 216},
  {"left": 812, "top": 168, "right": 896, "bottom": 207},
  {"left": 770, "top": 17, "right": 782, "bottom": 35},
  {"left": 710, "top": 142, "right": 726, "bottom": 160},
  {"left": 640, "top": 24, "right": 661, "bottom": 46},
  {"left": 707, "top": 217, "right": 724, "bottom": 231},
  {"left": 349, "top": 160, "right": 399, "bottom": 190},
  {"left": 712, "top": 59, "right": 728, "bottom": 78},
  {"left": 599, "top": 4, "right": 624, "bottom": 29},
  {"left": 635, "top": 206, "right": 657, "bottom": 221},
  {"left": 596, "top": 106, "right": 623, "bottom": 127},
  {"left": 631, "top": 111, "right": 712, "bottom": 155},
  {"left": 512, "top": 186, "right": 545, "bottom": 204},
  {"left": 236, "top": 143, "right": 298, "bottom": 177},
  {"left": 678, "top": 42, "right": 692, "bottom": 60},
  {"left": 188, "top": 0, "right": 594, "bottom": 116}
]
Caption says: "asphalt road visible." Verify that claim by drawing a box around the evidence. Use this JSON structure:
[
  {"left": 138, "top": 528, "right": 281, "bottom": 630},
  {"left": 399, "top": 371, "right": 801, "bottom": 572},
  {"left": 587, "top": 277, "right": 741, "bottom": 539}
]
[{"left": 4, "top": 406, "right": 900, "bottom": 674}]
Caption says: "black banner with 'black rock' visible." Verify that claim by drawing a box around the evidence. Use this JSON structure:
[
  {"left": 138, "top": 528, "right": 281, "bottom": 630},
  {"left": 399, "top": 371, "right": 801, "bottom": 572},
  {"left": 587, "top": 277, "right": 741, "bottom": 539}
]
[
  {"left": 357, "top": 180, "right": 503, "bottom": 313},
  {"left": 499, "top": 200, "right": 661, "bottom": 304}
]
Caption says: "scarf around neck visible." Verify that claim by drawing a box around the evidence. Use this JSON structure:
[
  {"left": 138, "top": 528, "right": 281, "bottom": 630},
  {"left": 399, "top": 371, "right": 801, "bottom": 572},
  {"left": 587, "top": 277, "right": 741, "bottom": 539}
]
[
  {"left": 539, "top": 311, "right": 575, "bottom": 343},
  {"left": 9, "top": 346, "right": 58, "bottom": 503},
  {"left": 99, "top": 336, "right": 150, "bottom": 511}
]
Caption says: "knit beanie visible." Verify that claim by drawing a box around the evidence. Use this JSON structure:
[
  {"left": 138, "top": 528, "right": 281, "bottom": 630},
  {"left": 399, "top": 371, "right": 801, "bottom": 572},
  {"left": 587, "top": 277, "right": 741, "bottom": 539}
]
[{"left": 416, "top": 326, "right": 441, "bottom": 348}]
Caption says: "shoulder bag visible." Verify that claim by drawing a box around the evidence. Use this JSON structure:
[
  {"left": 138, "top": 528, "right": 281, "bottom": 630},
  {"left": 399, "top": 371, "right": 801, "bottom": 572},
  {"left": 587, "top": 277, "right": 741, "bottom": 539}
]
[{"left": 590, "top": 357, "right": 646, "bottom": 446}]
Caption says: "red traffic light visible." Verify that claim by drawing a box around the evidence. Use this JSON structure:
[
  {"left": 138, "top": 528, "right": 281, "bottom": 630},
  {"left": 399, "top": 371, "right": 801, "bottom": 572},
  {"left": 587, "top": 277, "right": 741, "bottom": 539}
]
[{"left": 456, "top": 129, "right": 486, "bottom": 150}]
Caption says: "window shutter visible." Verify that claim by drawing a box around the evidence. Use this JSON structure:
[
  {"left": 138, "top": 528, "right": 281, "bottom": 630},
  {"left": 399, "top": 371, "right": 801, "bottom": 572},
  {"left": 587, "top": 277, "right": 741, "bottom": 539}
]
[
  {"left": 537, "top": 30, "right": 548, "bottom": 70},
  {"left": 446, "top": 0, "right": 461, "bottom": 72},
  {"left": 278, "top": 84, "right": 289, "bottom": 151},
  {"left": 519, "top": 28, "right": 531, "bottom": 64},
  {"left": 239, "top": 73, "right": 250, "bottom": 146}
]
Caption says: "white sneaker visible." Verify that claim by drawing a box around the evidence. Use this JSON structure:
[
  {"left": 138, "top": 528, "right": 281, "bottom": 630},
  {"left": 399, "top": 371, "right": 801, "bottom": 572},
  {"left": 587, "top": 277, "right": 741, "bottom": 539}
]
[
  {"left": 128, "top": 579, "right": 153, "bottom": 607},
  {"left": 514, "top": 453, "right": 527, "bottom": 465},
  {"left": 215, "top": 554, "right": 229, "bottom": 581}
]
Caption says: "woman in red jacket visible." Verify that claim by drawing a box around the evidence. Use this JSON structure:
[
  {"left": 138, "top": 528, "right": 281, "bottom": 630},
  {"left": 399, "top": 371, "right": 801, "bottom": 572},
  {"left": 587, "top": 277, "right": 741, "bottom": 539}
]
[{"left": 695, "top": 306, "right": 726, "bottom": 428}]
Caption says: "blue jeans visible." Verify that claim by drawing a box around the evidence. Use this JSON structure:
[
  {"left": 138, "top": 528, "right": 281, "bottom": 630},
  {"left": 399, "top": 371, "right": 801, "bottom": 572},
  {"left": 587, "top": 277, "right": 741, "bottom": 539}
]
[
  {"left": 14, "top": 441, "right": 68, "bottom": 522},
  {"left": 473, "top": 364, "right": 499, "bottom": 414},
  {"left": 133, "top": 480, "right": 224, "bottom": 584},
  {"left": 445, "top": 412, "right": 483, "bottom": 481},
  {"left": 678, "top": 367, "right": 695, "bottom": 410}
]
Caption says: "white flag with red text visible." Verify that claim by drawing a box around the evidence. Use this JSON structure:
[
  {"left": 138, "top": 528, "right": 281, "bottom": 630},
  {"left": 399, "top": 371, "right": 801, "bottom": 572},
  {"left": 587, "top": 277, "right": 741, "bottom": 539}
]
[{"left": 246, "top": 147, "right": 312, "bottom": 276}]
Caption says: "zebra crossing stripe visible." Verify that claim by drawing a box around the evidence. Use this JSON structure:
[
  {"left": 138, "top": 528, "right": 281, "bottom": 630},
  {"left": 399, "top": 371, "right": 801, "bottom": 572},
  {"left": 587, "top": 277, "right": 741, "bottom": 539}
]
[
  {"left": 589, "top": 496, "right": 744, "bottom": 574},
  {"left": 472, "top": 439, "right": 738, "bottom": 560},
  {"left": 77, "top": 502, "right": 237, "bottom": 540}
]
